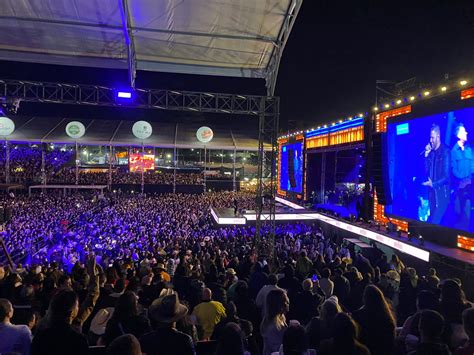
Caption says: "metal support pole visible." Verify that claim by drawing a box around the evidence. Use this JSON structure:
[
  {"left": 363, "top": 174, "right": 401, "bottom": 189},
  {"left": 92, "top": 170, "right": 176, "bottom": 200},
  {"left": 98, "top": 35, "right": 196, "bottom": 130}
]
[
  {"left": 141, "top": 143, "right": 144, "bottom": 194},
  {"left": 203, "top": 146, "right": 207, "bottom": 193},
  {"left": 41, "top": 143, "right": 46, "bottom": 185},
  {"left": 173, "top": 147, "right": 177, "bottom": 194},
  {"left": 232, "top": 147, "right": 236, "bottom": 192},
  {"left": 5, "top": 141, "right": 9, "bottom": 184},
  {"left": 108, "top": 144, "right": 113, "bottom": 190},
  {"left": 75, "top": 142, "right": 79, "bottom": 185},
  {"left": 321, "top": 152, "right": 326, "bottom": 203}
]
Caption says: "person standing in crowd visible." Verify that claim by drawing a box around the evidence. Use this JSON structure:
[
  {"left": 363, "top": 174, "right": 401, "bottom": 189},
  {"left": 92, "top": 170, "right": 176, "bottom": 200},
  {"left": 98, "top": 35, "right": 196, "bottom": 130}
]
[
  {"left": 256, "top": 274, "right": 281, "bottom": 316},
  {"left": 192, "top": 288, "right": 226, "bottom": 340},
  {"left": 140, "top": 291, "right": 195, "bottom": 355},
  {"left": 31, "top": 289, "right": 89, "bottom": 355},
  {"left": 261, "top": 289, "right": 292, "bottom": 355},
  {"left": 455, "top": 308, "right": 474, "bottom": 355},
  {"left": 409, "top": 310, "right": 451, "bottom": 355},
  {"left": 319, "top": 312, "right": 370, "bottom": 355},
  {"left": 0, "top": 298, "right": 32, "bottom": 355},
  {"left": 352, "top": 285, "right": 396, "bottom": 355}
]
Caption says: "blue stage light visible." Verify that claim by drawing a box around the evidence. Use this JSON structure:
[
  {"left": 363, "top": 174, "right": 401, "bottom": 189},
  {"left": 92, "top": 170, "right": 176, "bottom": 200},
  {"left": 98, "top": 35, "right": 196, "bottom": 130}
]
[{"left": 117, "top": 91, "right": 132, "bottom": 99}]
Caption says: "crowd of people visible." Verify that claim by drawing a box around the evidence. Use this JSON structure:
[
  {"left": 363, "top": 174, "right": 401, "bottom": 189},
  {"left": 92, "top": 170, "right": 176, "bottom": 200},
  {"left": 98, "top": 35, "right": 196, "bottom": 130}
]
[
  {"left": 49, "top": 169, "right": 205, "bottom": 185},
  {"left": 0, "top": 190, "right": 472, "bottom": 355},
  {"left": 0, "top": 146, "right": 234, "bottom": 185}
]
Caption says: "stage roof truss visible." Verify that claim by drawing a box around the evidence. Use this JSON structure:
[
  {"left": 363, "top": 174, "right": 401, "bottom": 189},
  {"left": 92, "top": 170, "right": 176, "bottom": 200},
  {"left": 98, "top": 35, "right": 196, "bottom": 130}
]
[{"left": 0, "top": 0, "right": 303, "bottom": 94}]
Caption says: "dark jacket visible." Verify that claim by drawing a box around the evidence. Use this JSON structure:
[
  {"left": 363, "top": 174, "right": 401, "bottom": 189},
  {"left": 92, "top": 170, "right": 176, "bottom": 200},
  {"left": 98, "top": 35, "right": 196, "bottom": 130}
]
[
  {"left": 140, "top": 327, "right": 195, "bottom": 355},
  {"left": 31, "top": 323, "right": 88, "bottom": 355}
]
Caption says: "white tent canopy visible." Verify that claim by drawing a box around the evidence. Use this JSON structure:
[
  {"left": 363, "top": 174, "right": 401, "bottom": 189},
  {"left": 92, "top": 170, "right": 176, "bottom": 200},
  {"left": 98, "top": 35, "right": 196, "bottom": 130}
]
[{"left": 0, "top": 0, "right": 302, "bottom": 94}]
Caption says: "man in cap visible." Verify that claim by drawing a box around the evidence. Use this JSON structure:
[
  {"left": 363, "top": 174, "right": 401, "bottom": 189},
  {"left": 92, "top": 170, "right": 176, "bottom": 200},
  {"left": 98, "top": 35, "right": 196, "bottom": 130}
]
[{"left": 140, "top": 291, "right": 194, "bottom": 355}]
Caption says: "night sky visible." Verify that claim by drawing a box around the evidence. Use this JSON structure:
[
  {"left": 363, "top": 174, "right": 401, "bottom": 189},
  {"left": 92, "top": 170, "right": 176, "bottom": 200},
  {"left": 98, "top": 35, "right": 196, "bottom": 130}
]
[{"left": 0, "top": 1, "right": 473, "bottom": 133}]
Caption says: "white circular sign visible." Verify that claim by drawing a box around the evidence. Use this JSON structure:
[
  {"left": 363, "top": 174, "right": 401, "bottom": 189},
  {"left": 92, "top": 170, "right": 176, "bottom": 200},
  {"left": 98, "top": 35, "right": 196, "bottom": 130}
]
[
  {"left": 132, "top": 121, "right": 152, "bottom": 140},
  {"left": 196, "top": 126, "right": 214, "bottom": 143},
  {"left": 0, "top": 117, "right": 15, "bottom": 136},
  {"left": 65, "top": 121, "right": 85, "bottom": 139}
]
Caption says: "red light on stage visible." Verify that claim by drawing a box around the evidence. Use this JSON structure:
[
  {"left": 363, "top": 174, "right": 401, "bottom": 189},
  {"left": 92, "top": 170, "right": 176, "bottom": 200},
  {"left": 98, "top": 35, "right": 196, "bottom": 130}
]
[
  {"left": 375, "top": 105, "right": 412, "bottom": 133},
  {"left": 461, "top": 88, "right": 474, "bottom": 100},
  {"left": 457, "top": 235, "right": 474, "bottom": 252}
]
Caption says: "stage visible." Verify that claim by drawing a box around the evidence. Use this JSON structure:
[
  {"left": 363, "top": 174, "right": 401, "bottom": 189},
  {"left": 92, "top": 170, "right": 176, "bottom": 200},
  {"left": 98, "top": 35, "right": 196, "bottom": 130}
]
[{"left": 210, "top": 198, "right": 474, "bottom": 266}]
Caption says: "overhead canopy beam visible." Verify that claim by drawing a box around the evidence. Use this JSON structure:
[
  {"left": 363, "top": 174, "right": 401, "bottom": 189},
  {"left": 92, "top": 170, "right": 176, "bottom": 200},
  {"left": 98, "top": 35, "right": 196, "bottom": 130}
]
[
  {"left": 265, "top": 0, "right": 303, "bottom": 95},
  {"left": 119, "top": 0, "right": 136, "bottom": 89}
]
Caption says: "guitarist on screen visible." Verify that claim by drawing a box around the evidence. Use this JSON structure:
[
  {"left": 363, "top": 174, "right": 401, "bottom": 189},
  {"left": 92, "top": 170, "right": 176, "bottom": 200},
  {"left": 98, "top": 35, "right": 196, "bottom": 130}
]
[{"left": 422, "top": 124, "right": 450, "bottom": 224}]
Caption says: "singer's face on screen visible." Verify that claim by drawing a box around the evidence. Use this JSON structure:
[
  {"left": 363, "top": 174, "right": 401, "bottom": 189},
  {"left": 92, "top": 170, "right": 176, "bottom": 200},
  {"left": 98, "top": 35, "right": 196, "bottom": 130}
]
[
  {"left": 430, "top": 130, "right": 441, "bottom": 149},
  {"left": 457, "top": 126, "right": 468, "bottom": 143}
]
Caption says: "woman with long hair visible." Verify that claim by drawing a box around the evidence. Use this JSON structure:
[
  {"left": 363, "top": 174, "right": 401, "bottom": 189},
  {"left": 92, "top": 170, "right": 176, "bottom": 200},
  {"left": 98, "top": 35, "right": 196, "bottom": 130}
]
[
  {"left": 103, "top": 291, "right": 151, "bottom": 345},
  {"left": 306, "top": 296, "right": 342, "bottom": 351},
  {"left": 439, "top": 279, "right": 471, "bottom": 349},
  {"left": 319, "top": 312, "right": 370, "bottom": 355},
  {"left": 260, "top": 289, "right": 290, "bottom": 355},
  {"left": 352, "top": 284, "right": 396, "bottom": 355}
]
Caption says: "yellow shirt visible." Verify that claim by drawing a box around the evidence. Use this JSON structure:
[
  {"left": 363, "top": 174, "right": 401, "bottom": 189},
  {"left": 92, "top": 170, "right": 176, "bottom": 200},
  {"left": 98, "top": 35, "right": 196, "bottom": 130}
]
[{"left": 192, "top": 300, "right": 226, "bottom": 340}]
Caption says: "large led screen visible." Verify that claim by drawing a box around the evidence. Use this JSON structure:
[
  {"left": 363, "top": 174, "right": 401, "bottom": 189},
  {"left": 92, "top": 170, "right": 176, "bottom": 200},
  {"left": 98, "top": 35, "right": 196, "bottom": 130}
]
[
  {"left": 387, "top": 106, "right": 474, "bottom": 232},
  {"left": 129, "top": 153, "right": 155, "bottom": 172},
  {"left": 279, "top": 141, "right": 304, "bottom": 194}
]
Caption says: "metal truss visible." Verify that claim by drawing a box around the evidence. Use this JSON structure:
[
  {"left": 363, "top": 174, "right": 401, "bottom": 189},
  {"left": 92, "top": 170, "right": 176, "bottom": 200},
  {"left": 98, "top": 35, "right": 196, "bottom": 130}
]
[
  {"left": 0, "top": 79, "right": 278, "bottom": 117},
  {"left": 265, "top": 0, "right": 303, "bottom": 95},
  {"left": 255, "top": 97, "right": 279, "bottom": 264},
  {"left": 0, "top": 78, "right": 279, "bottom": 262}
]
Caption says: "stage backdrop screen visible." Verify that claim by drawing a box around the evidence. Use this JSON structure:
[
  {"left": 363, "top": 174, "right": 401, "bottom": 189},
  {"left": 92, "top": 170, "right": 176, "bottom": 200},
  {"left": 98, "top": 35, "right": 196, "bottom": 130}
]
[
  {"left": 279, "top": 141, "right": 304, "bottom": 193},
  {"left": 386, "top": 106, "right": 474, "bottom": 232},
  {"left": 129, "top": 153, "right": 155, "bottom": 172}
]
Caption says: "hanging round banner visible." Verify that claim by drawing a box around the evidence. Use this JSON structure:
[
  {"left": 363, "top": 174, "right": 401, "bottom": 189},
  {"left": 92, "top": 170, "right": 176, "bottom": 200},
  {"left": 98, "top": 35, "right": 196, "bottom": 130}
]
[
  {"left": 65, "top": 121, "right": 86, "bottom": 139},
  {"left": 0, "top": 116, "right": 15, "bottom": 137},
  {"left": 196, "top": 126, "right": 214, "bottom": 143},
  {"left": 132, "top": 121, "right": 152, "bottom": 140}
]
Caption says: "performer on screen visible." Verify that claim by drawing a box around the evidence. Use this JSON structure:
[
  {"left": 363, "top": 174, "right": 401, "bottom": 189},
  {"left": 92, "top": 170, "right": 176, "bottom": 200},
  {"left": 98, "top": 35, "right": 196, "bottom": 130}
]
[
  {"left": 422, "top": 124, "right": 450, "bottom": 224},
  {"left": 451, "top": 123, "right": 473, "bottom": 225}
]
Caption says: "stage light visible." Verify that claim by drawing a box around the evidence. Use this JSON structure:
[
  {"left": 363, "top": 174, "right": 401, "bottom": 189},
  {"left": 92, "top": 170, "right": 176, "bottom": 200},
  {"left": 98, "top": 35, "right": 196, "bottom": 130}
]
[
  {"left": 384, "top": 104, "right": 390, "bottom": 108},
  {"left": 358, "top": 113, "right": 363, "bottom": 117},
  {"left": 409, "top": 96, "right": 415, "bottom": 101},
  {"left": 423, "top": 91, "right": 430, "bottom": 96},
  {"left": 117, "top": 91, "right": 132, "bottom": 99},
  {"left": 441, "top": 86, "right": 447, "bottom": 92},
  {"left": 460, "top": 80, "right": 468, "bottom": 86},
  {"left": 396, "top": 99, "right": 402, "bottom": 104},
  {"left": 339, "top": 120, "right": 343, "bottom": 123},
  {"left": 373, "top": 107, "right": 379, "bottom": 111}
]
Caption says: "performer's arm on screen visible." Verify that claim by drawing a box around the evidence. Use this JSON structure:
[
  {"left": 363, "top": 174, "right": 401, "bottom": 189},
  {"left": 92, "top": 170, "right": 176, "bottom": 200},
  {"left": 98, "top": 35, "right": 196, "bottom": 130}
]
[{"left": 432, "top": 148, "right": 450, "bottom": 188}]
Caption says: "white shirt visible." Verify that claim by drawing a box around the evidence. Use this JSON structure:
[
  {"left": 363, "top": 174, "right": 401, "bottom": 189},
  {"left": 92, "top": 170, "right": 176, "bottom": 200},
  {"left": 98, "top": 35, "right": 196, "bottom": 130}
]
[
  {"left": 256, "top": 285, "right": 281, "bottom": 315},
  {"left": 319, "top": 278, "right": 334, "bottom": 298},
  {"left": 0, "top": 322, "right": 32, "bottom": 355}
]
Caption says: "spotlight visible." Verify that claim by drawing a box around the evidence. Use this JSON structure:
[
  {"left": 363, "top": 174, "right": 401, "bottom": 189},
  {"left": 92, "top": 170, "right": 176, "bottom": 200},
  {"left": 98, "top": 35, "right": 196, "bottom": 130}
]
[
  {"left": 117, "top": 91, "right": 132, "bottom": 99},
  {"left": 396, "top": 99, "right": 402, "bottom": 104},
  {"left": 373, "top": 107, "right": 379, "bottom": 111},
  {"left": 409, "top": 96, "right": 415, "bottom": 101},
  {"left": 460, "top": 80, "right": 468, "bottom": 86},
  {"left": 423, "top": 91, "right": 430, "bottom": 96},
  {"left": 441, "top": 86, "right": 447, "bottom": 92},
  {"left": 384, "top": 104, "right": 390, "bottom": 108}
]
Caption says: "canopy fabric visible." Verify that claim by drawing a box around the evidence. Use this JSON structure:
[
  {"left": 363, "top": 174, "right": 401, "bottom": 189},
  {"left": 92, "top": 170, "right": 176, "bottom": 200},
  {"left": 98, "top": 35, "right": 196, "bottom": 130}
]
[
  {"left": 0, "top": 0, "right": 300, "bottom": 88},
  {"left": 7, "top": 116, "right": 267, "bottom": 151}
]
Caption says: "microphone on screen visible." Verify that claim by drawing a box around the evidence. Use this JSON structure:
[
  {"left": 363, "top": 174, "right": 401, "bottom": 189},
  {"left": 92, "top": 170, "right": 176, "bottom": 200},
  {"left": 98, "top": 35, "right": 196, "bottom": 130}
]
[{"left": 420, "top": 143, "right": 432, "bottom": 156}]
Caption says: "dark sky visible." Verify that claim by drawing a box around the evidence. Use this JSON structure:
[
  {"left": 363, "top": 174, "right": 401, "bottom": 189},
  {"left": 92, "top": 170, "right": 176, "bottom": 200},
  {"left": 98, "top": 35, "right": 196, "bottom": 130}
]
[{"left": 0, "top": 1, "right": 473, "bottom": 132}]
